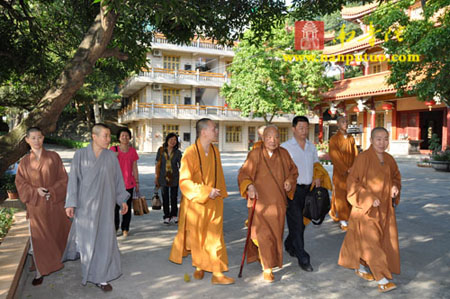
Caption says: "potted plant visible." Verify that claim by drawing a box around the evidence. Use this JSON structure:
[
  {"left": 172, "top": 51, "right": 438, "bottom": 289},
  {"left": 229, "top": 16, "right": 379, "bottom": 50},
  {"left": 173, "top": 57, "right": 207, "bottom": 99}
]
[
  {"left": 417, "top": 157, "right": 431, "bottom": 168},
  {"left": 1, "top": 174, "right": 18, "bottom": 199},
  {"left": 430, "top": 150, "right": 450, "bottom": 172}
]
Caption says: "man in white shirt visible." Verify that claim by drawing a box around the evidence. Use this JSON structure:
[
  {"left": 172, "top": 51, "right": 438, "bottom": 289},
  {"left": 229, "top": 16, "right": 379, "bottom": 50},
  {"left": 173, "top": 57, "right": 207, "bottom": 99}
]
[{"left": 281, "top": 116, "right": 321, "bottom": 272}]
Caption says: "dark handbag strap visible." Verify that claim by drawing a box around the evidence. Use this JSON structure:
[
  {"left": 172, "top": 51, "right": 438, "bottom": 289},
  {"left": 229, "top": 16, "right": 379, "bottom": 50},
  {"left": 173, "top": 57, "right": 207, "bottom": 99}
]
[{"left": 195, "top": 142, "right": 217, "bottom": 188}]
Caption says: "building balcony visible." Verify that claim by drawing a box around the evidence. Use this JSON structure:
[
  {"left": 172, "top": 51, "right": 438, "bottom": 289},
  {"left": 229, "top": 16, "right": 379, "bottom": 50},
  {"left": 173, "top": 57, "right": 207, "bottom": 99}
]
[
  {"left": 118, "top": 103, "right": 296, "bottom": 123},
  {"left": 120, "top": 68, "right": 230, "bottom": 96},
  {"left": 151, "top": 34, "right": 235, "bottom": 56}
]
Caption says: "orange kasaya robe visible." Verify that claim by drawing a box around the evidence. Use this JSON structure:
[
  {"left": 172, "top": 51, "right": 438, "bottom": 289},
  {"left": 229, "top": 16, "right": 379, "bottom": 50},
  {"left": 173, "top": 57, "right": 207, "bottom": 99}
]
[
  {"left": 238, "top": 146, "right": 298, "bottom": 269},
  {"left": 169, "top": 140, "right": 229, "bottom": 273},
  {"left": 338, "top": 145, "right": 401, "bottom": 281},
  {"left": 329, "top": 131, "right": 358, "bottom": 222},
  {"left": 252, "top": 140, "right": 263, "bottom": 150},
  {"left": 15, "top": 148, "right": 71, "bottom": 276}
]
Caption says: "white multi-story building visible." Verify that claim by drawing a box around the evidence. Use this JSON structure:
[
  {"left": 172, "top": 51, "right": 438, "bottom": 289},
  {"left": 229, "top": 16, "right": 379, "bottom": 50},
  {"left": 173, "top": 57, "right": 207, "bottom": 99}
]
[{"left": 118, "top": 34, "right": 318, "bottom": 152}]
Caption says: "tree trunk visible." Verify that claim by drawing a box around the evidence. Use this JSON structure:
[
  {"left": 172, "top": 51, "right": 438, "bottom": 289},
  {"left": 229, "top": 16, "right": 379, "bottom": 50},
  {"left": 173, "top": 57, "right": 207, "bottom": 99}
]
[
  {"left": 93, "top": 101, "right": 102, "bottom": 123},
  {"left": 0, "top": 7, "right": 118, "bottom": 175}
]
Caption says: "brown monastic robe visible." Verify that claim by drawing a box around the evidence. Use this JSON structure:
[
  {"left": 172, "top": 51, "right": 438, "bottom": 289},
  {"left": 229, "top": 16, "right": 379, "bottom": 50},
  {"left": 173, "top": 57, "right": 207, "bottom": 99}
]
[
  {"left": 15, "top": 148, "right": 71, "bottom": 276},
  {"left": 329, "top": 131, "right": 358, "bottom": 221},
  {"left": 338, "top": 145, "right": 401, "bottom": 280},
  {"left": 238, "top": 146, "right": 298, "bottom": 269},
  {"left": 169, "top": 140, "right": 229, "bottom": 273}
]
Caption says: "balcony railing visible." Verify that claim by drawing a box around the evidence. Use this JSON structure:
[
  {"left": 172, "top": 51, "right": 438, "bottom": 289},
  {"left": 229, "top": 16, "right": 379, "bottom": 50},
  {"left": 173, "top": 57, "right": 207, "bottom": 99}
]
[
  {"left": 118, "top": 103, "right": 242, "bottom": 122},
  {"left": 121, "top": 67, "right": 230, "bottom": 92},
  {"left": 152, "top": 34, "right": 235, "bottom": 51}
]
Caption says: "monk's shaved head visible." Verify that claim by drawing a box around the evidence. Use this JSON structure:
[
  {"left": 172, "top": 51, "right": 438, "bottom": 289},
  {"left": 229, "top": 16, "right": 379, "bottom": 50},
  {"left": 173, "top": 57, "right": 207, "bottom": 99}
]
[
  {"left": 196, "top": 118, "right": 212, "bottom": 139},
  {"left": 92, "top": 123, "right": 110, "bottom": 136},
  {"left": 371, "top": 127, "right": 389, "bottom": 139},
  {"left": 257, "top": 125, "right": 266, "bottom": 138},
  {"left": 263, "top": 125, "right": 279, "bottom": 137}
]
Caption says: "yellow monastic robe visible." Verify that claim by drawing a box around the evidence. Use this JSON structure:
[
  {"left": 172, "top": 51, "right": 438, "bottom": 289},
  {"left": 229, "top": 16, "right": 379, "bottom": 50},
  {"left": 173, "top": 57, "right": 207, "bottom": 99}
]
[
  {"left": 238, "top": 147, "right": 298, "bottom": 269},
  {"left": 329, "top": 131, "right": 358, "bottom": 221},
  {"left": 338, "top": 146, "right": 401, "bottom": 281},
  {"left": 169, "top": 140, "right": 229, "bottom": 273}
]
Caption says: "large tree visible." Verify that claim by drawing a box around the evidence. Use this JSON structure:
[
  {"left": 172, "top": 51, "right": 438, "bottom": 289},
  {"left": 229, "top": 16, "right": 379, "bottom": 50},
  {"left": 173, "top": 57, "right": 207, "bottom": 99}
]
[
  {"left": 0, "top": 0, "right": 372, "bottom": 174},
  {"left": 366, "top": 0, "right": 450, "bottom": 105},
  {"left": 221, "top": 23, "right": 333, "bottom": 124}
]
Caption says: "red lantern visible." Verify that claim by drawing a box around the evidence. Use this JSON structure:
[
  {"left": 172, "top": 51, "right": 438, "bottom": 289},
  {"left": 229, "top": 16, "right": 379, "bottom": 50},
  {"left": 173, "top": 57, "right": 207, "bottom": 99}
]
[
  {"left": 381, "top": 103, "right": 393, "bottom": 110},
  {"left": 424, "top": 100, "right": 436, "bottom": 111},
  {"left": 353, "top": 106, "right": 360, "bottom": 113},
  {"left": 350, "top": 60, "right": 357, "bottom": 67}
]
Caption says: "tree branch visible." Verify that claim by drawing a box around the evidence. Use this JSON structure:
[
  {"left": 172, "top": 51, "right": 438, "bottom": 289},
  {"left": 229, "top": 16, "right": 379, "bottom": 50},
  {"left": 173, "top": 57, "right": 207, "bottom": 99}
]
[{"left": 101, "top": 48, "right": 129, "bottom": 60}]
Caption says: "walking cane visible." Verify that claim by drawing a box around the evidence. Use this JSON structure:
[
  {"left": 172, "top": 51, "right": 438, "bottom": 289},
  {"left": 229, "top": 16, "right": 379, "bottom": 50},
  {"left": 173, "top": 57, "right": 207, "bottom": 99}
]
[{"left": 238, "top": 196, "right": 257, "bottom": 278}]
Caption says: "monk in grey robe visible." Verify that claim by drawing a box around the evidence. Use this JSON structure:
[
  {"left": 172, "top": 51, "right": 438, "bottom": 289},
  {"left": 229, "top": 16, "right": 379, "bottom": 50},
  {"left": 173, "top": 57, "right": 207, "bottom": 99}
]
[
  {"left": 63, "top": 124, "right": 129, "bottom": 292},
  {"left": 238, "top": 126, "right": 298, "bottom": 282}
]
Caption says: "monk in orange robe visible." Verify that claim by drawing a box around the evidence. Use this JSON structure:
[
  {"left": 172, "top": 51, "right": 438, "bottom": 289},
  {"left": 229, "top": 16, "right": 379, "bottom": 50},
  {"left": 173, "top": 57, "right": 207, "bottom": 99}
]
[
  {"left": 329, "top": 116, "right": 358, "bottom": 231},
  {"left": 338, "top": 127, "right": 401, "bottom": 293},
  {"left": 15, "top": 127, "right": 71, "bottom": 286},
  {"left": 169, "top": 118, "right": 234, "bottom": 285},
  {"left": 238, "top": 126, "right": 298, "bottom": 282}
]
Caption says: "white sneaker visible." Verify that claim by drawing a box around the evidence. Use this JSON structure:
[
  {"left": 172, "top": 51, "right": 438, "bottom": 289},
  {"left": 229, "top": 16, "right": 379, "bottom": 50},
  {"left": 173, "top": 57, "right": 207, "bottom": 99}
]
[
  {"left": 171, "top": 216, "right": 178, "bottom": 224},
  {"left": 163, "top": 218, "right": 170, "bottom": 224}
]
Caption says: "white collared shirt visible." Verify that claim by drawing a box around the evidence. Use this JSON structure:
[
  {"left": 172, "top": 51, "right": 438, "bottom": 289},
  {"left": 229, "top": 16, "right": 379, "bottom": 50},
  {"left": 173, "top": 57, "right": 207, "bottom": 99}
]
[{"left": 281, "top": 137, "right": 319, "bottom": 185}]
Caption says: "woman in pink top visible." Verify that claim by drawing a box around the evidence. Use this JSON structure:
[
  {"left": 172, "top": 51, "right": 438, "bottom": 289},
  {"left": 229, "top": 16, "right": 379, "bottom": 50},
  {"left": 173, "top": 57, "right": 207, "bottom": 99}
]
[{"left": 110, "top": 128, "right": 139, "bottom": 237}]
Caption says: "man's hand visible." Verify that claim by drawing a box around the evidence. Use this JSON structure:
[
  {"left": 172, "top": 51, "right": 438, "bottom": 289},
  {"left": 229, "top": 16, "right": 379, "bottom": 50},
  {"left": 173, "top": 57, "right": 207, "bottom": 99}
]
[
  {"left": 121, "top": 202, "right": 128, "bottom": 215},
  {"left": 247, "top": 184, "right": 258, "bottom": 200},
  {"left": 66, "top": 207, "right": 74, "bottom": 218},
  {"left": 372, "top": 199, "right": 381, "bottom": 207},
  {"left": 391, "top": 185, "right": 399, "bottom": 198},
  {"left": 284, "top": 180, "right": 292, "bottom": 192},
  {"left": 314, "top": 178, "right": 321, "bottom": 188},
  {"left": 209, "top": 188, "right": 221, "bottom": 200},
  {"left": 37, "top": 187, "right": 48, "bottom": 197}
]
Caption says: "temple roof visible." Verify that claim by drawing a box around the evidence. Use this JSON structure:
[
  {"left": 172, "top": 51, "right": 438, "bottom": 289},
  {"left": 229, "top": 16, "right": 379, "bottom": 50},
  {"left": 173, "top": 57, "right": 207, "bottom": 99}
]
[
  {"left": 322, "top": 71, "right": 395, "bottom": 101},
  {"left": 322, "top": 32, "right": 383, "bottom": 55},
  {"left": 341, "top": 3, "right": 379, "bottom": 20}
]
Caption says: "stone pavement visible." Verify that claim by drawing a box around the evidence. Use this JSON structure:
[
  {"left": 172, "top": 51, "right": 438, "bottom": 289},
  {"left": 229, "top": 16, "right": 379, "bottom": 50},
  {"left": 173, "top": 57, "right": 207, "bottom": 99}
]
[{"left": 18, "top": 146, "right": 450, "bottom": 299}]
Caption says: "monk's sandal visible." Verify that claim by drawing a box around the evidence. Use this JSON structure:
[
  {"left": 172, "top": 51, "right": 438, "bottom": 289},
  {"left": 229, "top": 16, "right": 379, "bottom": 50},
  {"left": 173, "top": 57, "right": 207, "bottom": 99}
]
[
  {"left": 378, "top": 282, "right": 397, "bottom": 293},
  {"left": 355, "top": 269, "right": 375, "bottom": 281}
]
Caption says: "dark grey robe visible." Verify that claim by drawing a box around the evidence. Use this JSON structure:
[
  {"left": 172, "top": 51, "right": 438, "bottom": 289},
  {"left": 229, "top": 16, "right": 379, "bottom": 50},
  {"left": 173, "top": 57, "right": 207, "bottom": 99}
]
[{"left": 62, "top": 143, "right": 130, "bottom": 285}]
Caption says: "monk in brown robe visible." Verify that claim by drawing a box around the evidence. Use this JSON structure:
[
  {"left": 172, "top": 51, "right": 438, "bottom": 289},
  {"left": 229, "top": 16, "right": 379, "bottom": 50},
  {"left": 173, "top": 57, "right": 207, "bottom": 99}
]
[
  {"left": 15, "top": 127, "right": 71, "bottom": 286},
  {"left": 338, "top": 127, "right": 401, "bottom": 293},
  {"left": 169, "top": 118, "right": 234, "bottom": 285},
  {"left": 329, "top": 116, "right": 358, "bottom": 231},
  {"left": 251, "top": 125, "right": 266, "bottom": 150},
  {"left": 238, "top": 126, "right": 298, "bottom": 282}
]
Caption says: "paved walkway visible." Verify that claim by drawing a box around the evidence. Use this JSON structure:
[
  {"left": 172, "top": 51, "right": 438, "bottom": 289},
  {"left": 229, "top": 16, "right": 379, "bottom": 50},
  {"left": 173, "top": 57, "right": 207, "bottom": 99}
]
[{"left": 19, "top": 146, "right": 450, "bottom": 298}]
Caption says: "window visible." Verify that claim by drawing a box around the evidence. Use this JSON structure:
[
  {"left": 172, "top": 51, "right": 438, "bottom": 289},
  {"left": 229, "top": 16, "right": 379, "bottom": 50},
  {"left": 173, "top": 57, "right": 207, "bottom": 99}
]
[
  {"left": 279, "top": 127, "right": 288, "bottom": 143},
  {"left": 184, "top": 97, "right": 192, "bottom": 105},
  {"left": 372, "top": 64, "right": 381, "bottom": 74},
  {"left": 163, "top": 55, "right": 180, "bottom": 70},
  {"left": 163, "top": 89, "right": 180, "bottom": 104},
  {"left": 226, "top": 126, "right": 241, "bottom": 143},
  {"left": 376, "top": 113, "right": 385, "bottom": 128},
  {"left": 162, "top": 125, "right": 179, "bottom": 139},
  {"left": 183, "top": 132, "right": 191, "bottom": 142}
]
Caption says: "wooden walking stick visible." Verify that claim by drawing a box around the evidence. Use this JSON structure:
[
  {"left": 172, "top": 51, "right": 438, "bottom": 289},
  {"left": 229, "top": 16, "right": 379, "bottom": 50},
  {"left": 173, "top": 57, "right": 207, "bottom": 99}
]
[{"left": 238, "top": 196, "right": 257, "bottom": 278}]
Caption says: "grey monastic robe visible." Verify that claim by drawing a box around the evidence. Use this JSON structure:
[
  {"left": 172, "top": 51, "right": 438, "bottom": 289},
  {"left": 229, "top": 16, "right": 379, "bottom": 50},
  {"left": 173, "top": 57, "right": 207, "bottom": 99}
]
[{"left": 62, "top": 143, "right": 130, "bottom": 285}]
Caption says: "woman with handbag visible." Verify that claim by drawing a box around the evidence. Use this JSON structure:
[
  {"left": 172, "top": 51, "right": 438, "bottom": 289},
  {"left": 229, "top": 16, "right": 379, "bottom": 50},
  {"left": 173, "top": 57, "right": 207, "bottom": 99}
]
[
  {"left": 110, "top": 127, "right": 140, "bottom": 237},
  {"left": 155, "top": 133, "right": 182, "bottom": 224}
]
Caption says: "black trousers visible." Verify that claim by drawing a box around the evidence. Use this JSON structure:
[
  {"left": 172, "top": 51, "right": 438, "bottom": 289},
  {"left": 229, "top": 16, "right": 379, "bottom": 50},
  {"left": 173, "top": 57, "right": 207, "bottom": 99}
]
[
  {"left": 162, "top": 185, "right": 179, "bottom": 219},
  {"left": 115, "top": 188, "right": 133, "bottom": 231},
  {"left": 285, "top": 184, "right": 311, "bottom": 265}
]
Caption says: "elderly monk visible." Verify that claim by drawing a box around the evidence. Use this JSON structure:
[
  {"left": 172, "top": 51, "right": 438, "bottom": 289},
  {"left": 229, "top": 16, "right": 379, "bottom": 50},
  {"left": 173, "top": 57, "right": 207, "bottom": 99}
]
[
  {"left": 338, "top": 127, "right": 401, "bottom": 293},
  {"left": 15, "top": 127, "right": 71, "bottom": 286},
  {"left": 238, "top": 126, "right": 298, "bottom": 282},
  {"left": 63, "top": 123, "right": 129, "bottom": 292},
  {"left": 329, "top": 116, "right": 358, "bottom": 231},
  {"left": 169, "top": 118, "right": 234, "bottom": 285}
]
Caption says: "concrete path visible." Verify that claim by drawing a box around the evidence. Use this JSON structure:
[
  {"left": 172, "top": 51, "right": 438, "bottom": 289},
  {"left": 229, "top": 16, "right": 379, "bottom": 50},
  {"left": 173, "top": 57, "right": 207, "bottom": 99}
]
[{"left": 19, "top": 146, "right": 450, "bottom": 299}]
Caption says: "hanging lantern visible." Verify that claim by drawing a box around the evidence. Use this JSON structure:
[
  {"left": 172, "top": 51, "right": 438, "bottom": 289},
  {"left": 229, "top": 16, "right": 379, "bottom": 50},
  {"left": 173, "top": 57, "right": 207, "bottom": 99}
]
[
  {"left": 424, "top": 100, "right": 436, "bottom": 111},
  {"left": 353, "top": 106, "right": 360, "bottom": 116},
  {"left": 381, "top": 103, "right": 393, "bottom": 114},
  {"left": 350, "top": 60, "right": 357, "bottom": 67}
]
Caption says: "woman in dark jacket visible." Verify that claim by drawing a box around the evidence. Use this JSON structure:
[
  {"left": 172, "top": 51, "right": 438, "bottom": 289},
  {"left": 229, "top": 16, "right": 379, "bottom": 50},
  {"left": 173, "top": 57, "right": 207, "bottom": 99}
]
[{"left": 155, "top": 133, "right": 182, "bottom": 224}]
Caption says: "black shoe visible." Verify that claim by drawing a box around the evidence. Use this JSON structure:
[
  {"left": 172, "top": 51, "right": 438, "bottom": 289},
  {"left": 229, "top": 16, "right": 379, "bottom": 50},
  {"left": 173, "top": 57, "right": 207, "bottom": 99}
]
[
  {"left": 285, "top": 247, "right": 296, "bottom": 257},
  {"left": 299, "top": 262, "right": 313, "bottom": 272},
  {"left": 32, "top": 276, "right": 44, "bottom": 286}
]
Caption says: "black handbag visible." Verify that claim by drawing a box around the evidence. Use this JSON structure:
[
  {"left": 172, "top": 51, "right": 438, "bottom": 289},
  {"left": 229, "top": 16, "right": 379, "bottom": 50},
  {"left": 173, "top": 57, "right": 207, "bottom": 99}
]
[
  {"left": 152, "top": 187, "right": 162, "bottom": 210},
  {"left": 303, "top": 187, "right": 330, "bottom": 225}
]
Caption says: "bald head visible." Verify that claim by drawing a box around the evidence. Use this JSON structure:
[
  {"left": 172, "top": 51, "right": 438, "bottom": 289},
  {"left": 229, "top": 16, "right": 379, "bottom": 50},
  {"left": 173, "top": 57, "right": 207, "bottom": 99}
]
[
  {"left": 371, "top": 127, "right": 389, "bottom": 139},
  {"left": 257, "top": 125, "right": 266, "bottom": 139},
  {"left": 92, "top": 123, "right": 110, "bottom": 136},
  {"left": 263, "top": 125, "right": 279, "bottom": 152},
  {"left": 196, "top": 118, "right": 211, "bottom": 139}
]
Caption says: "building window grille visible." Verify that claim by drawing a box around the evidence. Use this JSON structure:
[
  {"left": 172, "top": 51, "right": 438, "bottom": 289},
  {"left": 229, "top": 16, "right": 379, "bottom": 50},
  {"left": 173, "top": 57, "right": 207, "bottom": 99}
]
[
  {"left": 163, "top": 55, "right": 180, "bottom": 70},
  {"left": 226, "top": 126, "right": 241, "bottom": 143},
  {"left": 163, "top": 125, "right": 179, "bottom": 139},
  {"left": 163, "top": 89, "right": 180, "bottom": 104},
  {"left": 279, "top": 127, "right": 288, "bottom": 143}
]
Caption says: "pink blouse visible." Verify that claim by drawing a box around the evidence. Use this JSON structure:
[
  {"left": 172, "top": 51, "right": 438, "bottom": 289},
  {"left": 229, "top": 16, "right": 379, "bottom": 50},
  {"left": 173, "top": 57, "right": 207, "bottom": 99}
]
[{"left": 110, "top": 146, "right": 139, "bottom": 189}]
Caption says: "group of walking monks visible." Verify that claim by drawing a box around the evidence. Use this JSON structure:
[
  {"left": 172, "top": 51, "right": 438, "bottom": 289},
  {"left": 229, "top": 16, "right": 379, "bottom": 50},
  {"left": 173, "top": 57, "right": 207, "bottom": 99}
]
[{"left": 14, "top": 115, "right": 401, "bottom": 294}]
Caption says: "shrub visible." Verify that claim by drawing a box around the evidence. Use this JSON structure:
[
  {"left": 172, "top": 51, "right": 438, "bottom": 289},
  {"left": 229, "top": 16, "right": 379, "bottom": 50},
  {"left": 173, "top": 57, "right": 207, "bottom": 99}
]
[
  {"left": 431, "top": 149, "right": 450, "bottom": 162},
  {"left": 45, "top": 137, "right": 90, "bottom": 149},
  {"left": 0, "top": 208, "right": 16, "bottom": 240}
]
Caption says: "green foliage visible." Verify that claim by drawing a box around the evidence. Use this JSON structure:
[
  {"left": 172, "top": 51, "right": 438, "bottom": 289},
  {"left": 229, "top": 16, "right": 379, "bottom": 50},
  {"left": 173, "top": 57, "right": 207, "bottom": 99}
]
[
  {"left": 221, "top": 21, "right": 333, "bottom": 124},
  {"left": 366, "top": 0, "right": 450, "bottom": 105},
  {"left": 0, "top": 174, "right": 17, "bottom": 192},
  {"left": 0, "top": 208, "right": 16, "bottom": 240},
  {"left": 45, "top": 137, "right": 90, "bottom": 149},
  {"left": 431, "top": 149, "right": 450, "bottom": 162},
  {"left": 428, "top": 133, "right": 442, "bottom": 153},
  {"left": 321, "top": 10, "right": 363, "bottom": 45}
]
